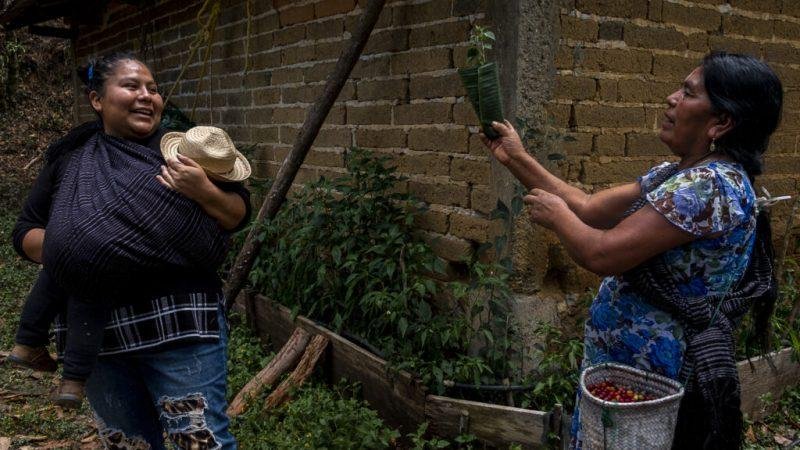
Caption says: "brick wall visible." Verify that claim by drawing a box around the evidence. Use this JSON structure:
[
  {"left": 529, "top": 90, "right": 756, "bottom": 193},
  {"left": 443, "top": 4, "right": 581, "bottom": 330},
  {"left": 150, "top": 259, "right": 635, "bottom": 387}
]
[
  {"left": 69, "top": 0, "right": 800, "bottom": 301},
  {"left": 515, "top": 0, "right": 800, "bottom": 295},
  {"left": 72, "top": 0, "right": 500, "bottom": 266}
]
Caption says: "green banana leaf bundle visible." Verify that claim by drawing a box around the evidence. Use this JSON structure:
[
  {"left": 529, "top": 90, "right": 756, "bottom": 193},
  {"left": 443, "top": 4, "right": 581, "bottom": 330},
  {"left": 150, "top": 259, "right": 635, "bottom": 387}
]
[{"left": 458, "top": 62, "right": 504, "bottom": 140}]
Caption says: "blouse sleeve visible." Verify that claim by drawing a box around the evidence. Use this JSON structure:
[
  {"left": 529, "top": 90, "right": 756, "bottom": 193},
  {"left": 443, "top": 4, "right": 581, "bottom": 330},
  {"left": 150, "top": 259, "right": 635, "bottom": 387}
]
[
  {"left": 645, "top": 166, "right": 748, "bottom": 236},
  {"left": 638, "top": 162, "right": 677, "bottom": 196}
]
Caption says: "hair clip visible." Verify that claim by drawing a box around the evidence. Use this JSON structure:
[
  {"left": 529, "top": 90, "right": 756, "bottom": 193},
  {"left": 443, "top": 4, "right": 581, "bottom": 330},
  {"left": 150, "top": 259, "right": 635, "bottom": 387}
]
[{"left": 87, "top": 63, "right": 94, "bottom": 81}]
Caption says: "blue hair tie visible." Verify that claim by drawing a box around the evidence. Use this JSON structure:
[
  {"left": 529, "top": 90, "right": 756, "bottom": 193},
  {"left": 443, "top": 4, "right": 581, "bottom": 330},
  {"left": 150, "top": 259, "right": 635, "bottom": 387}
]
[{"left": 87, "top": 63, "right": 94, "bottom": 81}]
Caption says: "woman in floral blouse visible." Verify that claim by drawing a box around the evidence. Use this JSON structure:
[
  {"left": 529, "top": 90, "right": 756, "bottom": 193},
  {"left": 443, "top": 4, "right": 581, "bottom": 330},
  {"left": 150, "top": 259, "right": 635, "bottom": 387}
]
[{"left": 482, "top": 52, "right": 782, "bottom": 449}]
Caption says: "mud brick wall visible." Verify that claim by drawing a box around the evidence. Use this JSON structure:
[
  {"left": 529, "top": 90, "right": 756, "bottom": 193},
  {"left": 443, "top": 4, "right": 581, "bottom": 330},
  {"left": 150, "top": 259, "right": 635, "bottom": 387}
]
[{"left": 72, "top": 0, "right": 501, "bottom": 267}]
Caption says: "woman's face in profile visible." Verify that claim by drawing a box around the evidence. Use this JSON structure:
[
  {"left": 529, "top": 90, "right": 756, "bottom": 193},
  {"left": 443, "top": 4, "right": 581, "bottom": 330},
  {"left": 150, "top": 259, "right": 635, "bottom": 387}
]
[
  {"left": 89, "top": 59, "right": 164, "bottom": 140},
  {"left": 660, "top": 67, "right": 718, "bottom": 157}
]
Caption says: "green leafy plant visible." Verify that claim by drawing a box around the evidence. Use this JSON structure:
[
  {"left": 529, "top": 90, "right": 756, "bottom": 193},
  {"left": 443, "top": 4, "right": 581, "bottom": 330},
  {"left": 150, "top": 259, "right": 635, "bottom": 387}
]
[
  {"left": 519, "top": 322, "right": 584, "bottom": 413},
  {"left": 459, "top": 26, "right": 503, "bottom": 140},
  {"left": 249, "top": 148, "right": 523, "bottom": 394},
  {"left": 231, "top": 382, "right": 400, "bottom": 449}
]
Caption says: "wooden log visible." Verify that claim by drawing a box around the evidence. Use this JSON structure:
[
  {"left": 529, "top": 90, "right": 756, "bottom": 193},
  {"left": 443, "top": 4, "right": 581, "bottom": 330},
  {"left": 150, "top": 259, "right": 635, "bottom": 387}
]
[
  {"left": 264, "top": 334, "right": 329, "bottom": 410},
  {"left": 425, "top": 395, "right": 551, "bottom": 449},
  {"left": 241, "top": 294, "right": 427, "bottom": 432},
  {"left": 227, "top": 327, "right": 311, "bottom": 417},
  {"left": 738, "top": 347, "right": 800, "bottom": 420}
]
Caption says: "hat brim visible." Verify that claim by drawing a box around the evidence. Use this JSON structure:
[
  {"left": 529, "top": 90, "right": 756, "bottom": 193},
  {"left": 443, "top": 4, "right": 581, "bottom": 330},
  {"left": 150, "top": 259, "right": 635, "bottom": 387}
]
[
  {"left": 207, "top": 152, "right": 252, "bottom": 182},
  {"left": 160, "top": 131, "right": 252, "bottom": 182},
  {"left": 160, "top": 131, "right": 184, "bottom": 162}
]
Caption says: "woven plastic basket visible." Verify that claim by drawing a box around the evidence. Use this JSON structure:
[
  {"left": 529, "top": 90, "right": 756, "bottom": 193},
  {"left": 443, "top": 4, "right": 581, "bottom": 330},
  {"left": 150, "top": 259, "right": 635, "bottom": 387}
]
[{"left": 579, "top": 363, "right": 684, "bottom": 450}]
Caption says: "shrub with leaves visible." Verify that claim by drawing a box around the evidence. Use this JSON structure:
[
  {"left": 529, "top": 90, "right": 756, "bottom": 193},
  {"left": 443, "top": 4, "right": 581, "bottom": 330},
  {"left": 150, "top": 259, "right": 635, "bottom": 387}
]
[
  {"left": 519, "top": 322, "right": 584, "bottom": 412},
  {"left": 250, "top": 148, "right": 522, "bottom": 393},
  {"left": 231, "top": 382, "right": 400, "bottom": 449}
]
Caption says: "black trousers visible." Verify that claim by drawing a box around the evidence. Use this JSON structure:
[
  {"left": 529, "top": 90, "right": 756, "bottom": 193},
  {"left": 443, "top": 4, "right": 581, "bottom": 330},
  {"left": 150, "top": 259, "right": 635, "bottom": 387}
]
[{"left": 15, "top": 269, "right": 109, "bottom": 382}]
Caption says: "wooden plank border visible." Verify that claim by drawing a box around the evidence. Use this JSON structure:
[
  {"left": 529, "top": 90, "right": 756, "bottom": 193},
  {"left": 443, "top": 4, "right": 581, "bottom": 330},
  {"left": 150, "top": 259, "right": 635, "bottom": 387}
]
[
  {"left": 738, "top": 347, "right": 800, "bottom": 420},
  {"left": 425, "top": 395, "right": 552, "bottom": 449}
]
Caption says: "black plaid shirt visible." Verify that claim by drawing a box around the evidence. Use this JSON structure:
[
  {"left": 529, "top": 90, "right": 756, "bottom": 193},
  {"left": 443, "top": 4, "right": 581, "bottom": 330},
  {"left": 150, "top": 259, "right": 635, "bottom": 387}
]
[{"left": 54, "top": 291, "right": 224, "bottom": 356}]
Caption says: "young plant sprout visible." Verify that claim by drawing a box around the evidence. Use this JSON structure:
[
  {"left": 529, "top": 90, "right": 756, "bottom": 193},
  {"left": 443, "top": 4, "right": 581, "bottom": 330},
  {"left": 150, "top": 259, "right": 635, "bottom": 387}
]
[{"left": 459, "top": 26, "right": 504, "bottom": 139}]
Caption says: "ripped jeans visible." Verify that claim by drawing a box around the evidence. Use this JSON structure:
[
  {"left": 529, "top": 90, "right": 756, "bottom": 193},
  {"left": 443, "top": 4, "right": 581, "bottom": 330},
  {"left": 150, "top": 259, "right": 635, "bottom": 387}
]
[{"left": 85, "top": 307, "right": 236, "bottom": 450}]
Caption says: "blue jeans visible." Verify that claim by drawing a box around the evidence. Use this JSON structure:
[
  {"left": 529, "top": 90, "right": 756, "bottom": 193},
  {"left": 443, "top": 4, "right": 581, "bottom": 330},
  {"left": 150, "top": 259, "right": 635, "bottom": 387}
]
[{"left": 85, "top": 307, "right": 236, "bottom": 450}]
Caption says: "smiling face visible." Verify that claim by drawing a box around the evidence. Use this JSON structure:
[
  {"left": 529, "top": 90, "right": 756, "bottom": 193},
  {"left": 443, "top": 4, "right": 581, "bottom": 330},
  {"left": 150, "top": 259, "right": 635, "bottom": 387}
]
[
  {"left": 659, "top": 67, "right": 721, "bottom": 158},
  {"left": 89, "top": 59, "right": 163, "bottom": 140}
]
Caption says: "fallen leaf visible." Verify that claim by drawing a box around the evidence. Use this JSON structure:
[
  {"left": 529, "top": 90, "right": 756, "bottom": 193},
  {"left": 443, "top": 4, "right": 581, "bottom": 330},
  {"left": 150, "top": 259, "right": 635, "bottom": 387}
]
[
  {"left": 31, "top": 439, "right": 73, "bottom": 449},
  {"left": 774, "top": 435, "right": 792, "bottom": 446},
  {"left": 16, "top": 435, "right": 47, "bottom": 442},
  {"left": 745, "top": 425, "right": 756, "bottom": 442}
]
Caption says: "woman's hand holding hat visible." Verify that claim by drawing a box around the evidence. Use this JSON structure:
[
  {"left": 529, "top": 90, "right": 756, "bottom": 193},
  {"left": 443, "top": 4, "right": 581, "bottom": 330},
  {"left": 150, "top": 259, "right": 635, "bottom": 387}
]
[{"left": 157, "top": 153, "right": 216, "bottom": 203}]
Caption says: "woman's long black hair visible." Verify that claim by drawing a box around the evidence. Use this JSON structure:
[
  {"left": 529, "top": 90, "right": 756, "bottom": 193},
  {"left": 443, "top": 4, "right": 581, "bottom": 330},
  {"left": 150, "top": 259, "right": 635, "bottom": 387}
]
[
  {"left": 702, "top": 51, "right": 783, "bottom": 177},
  {"left": 703, "top": 52, "right": 783, "bottom": 352}
]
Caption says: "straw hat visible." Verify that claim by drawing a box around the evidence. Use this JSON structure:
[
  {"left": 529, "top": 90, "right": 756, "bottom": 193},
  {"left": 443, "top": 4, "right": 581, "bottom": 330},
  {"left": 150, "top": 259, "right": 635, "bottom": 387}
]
[{"left": 160, "top": 126, "right": 251, "bottom": 182}]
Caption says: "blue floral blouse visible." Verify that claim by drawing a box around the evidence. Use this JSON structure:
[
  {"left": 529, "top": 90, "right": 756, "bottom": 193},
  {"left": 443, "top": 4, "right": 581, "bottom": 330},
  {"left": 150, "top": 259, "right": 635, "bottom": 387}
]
[{"left": 571, "top": 160, "right": 757, "bottom": 448}]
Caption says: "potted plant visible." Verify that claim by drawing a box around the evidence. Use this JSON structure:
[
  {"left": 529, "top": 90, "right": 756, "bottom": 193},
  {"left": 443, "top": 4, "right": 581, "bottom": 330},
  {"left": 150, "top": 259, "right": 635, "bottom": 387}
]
[{"left": 458, "top": 26, "right": 504, "bottom": 140}]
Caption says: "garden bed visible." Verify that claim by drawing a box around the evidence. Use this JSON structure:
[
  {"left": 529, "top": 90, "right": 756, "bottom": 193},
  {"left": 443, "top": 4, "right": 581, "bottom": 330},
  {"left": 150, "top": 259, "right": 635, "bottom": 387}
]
[
  {"left": 236, "top": 292, "right": 556, "bottom": 449},
  {"left": 235, "top": 292, "right": 800, "bottom": 448}
]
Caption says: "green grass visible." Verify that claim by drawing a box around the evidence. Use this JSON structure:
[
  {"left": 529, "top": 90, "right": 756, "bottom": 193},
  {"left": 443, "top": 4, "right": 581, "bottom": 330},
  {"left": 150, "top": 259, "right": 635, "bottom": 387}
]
[
  {"left": 0, "top": 212, "right": 40, "bottom": 349},
  {"left": 0, "top": 209, "right": 93, "bottom": 445}
]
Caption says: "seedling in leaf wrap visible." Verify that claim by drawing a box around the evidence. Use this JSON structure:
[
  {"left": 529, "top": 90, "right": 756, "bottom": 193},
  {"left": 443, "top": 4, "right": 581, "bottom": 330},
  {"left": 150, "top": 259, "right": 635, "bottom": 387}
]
[{"left": 458, "top": 26, "right": 504, "bottom": 140}]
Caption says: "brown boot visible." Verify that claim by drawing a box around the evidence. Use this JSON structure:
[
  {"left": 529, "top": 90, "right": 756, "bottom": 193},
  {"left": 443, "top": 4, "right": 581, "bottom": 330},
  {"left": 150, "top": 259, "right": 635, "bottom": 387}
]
[
  {"left": 53, "top": 379, "right": 85, "bottom": 409},
  {"left": 7, "top": 344, "right": 57, "bottom": 372}
]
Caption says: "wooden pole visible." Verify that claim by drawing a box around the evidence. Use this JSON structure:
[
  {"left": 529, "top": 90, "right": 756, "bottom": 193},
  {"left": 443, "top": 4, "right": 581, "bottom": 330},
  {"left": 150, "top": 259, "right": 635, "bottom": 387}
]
[{"left": 223, "top": 0, "right": 387, "bottom": 306}]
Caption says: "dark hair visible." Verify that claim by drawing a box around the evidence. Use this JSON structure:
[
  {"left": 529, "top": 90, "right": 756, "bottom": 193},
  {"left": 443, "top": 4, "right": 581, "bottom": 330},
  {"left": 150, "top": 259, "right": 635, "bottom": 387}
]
[
  {"left": 702, "top": 51, "right": 783, "bottom": 178},
  {"left": 76, "top": 51, "right": 141, "bottom": 96}
]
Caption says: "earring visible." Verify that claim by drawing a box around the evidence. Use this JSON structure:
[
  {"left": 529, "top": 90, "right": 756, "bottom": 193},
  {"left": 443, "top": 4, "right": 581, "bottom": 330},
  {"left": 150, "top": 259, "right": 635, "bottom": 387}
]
[{"left": 709, "top": 139, "right": 716, "bottom": 153}]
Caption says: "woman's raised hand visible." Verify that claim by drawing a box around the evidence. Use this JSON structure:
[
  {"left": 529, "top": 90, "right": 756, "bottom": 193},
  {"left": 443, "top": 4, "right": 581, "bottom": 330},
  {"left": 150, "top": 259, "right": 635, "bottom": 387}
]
[
  {"left": 157, "top": 153, "right": 215, "bottom": 202},
  {"left": 479, "top": 120, "right": 528, "bottom": 165}
]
